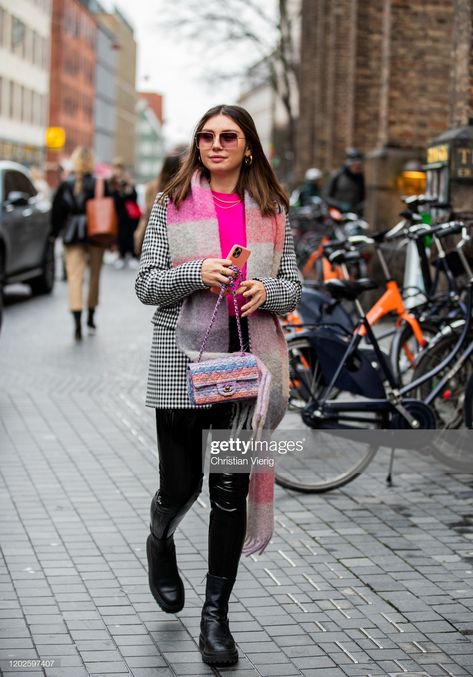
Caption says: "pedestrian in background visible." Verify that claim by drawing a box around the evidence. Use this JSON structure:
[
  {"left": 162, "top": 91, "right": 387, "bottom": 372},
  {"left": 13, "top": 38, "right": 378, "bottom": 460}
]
[
  {"left": 325, "top": 147, "right": 366, "bottom": 215},
  {"left": 135, "top": 104, "right": 301, "bottom": 666},
  {"left": 108, "top": 158, "right": 141, "bottom": 269},
  {"left": 134, "top": 147, "right": 186, "bottom": 257},
  {"left": 51, "top": 146, "right": 108, "bottom": 340},
  {"left": 292, "top": 167, "right": 322, "bottom": 207}
]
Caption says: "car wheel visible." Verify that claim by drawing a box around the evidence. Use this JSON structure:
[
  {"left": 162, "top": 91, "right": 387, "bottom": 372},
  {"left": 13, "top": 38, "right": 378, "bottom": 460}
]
[{"left": 30, "top": 240, "right": 55, "bottom": 295}]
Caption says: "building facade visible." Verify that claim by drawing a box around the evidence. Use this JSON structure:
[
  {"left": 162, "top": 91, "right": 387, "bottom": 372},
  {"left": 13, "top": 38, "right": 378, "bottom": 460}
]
[
  {"left": 238, "top": 60, "right": 274, "bottom": 161},
  {"left": 135, "top": 92, "right": 165, "bottom": 184},
  {"left": 296, "top": 0, "right": 472, "bottom": 228},
  {"left": 96, "top": 7, "right": 136, "bottom": 170},
  {"left": 80, "top": 0, "right": 117, "bottom": 166},
  {"left": 0, "top": 0, "right": 51, "bottom": 166},
  {"left": 48, "top": 0, "right": 97, "bottom": 180}
]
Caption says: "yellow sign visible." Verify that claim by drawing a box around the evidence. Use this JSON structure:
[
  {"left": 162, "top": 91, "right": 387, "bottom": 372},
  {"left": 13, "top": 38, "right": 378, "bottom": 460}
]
[
  {"left": 452, "top": 145, "right": 473, "bottom": 180},
  {"left": 45, "top": 127, "right": 66, "bottom": 150},
  {"left": 426, "top": 144, "right": 449, "bottom": 164}
]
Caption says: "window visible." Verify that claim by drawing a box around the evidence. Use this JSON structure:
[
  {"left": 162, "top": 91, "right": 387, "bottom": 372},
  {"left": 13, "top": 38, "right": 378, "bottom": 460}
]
[
  {"left": 4, "top": 170, "right": 37, "bottom": 199},
  {"left": 40, "top": 94, "right": 46, "bottom": 126},
  {"left": 9, "top": 80, "right": 14, "bottom": 118},
  {"left": 23, "top": 87, "right": 31, "bottom": 123},
  {"left": 0, "top": 8, "right": 5, "bottom": 48},
  {"left": 33, "top": 90, "right": 41, "bottom": 125},
  {"left": 24, "top": 26, "right": 32, "bottom": 62},
  {"left": 12, "top": 17, "right": 26, "bottom": 58}
]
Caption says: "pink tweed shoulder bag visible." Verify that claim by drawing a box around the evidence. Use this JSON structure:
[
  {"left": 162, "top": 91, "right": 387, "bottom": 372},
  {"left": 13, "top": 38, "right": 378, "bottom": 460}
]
[{"left": 187, "top": 266, "right": 260, "bottom": 406}]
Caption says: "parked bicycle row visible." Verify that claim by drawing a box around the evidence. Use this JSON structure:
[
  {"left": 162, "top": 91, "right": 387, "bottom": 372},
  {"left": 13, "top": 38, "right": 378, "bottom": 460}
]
[{"left": 277, "top": 194, "right": 473, "bottom": 492}]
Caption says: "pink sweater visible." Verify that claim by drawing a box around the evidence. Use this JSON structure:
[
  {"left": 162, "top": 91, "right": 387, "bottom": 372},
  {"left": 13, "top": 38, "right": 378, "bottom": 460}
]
[{"left": 212, "top": 191, "right": 247, "bottom": 316}]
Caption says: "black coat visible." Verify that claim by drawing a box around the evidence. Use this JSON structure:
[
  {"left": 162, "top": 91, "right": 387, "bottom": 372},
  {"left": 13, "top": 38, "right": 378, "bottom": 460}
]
[
  {"left": 325, "top": 166, "right": 365, "bottom": 215},
  {"left": 51, "top": 173, "right": 109, "bottom": 242}
]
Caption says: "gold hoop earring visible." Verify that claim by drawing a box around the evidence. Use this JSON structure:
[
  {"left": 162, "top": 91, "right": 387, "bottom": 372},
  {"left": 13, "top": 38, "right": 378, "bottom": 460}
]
[{"left": 244, "top": 154, "right": 253, "bottom": 166}]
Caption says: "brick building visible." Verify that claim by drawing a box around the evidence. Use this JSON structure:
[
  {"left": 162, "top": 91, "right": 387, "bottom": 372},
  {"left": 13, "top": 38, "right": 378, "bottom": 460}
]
[
  {"left": 296, "top": 0, "right": 473, "bottom": 228},
  {"left": 48, "top": 0, "right": 97, "bottom": 181},
  {"left": 95, "top": 8, "right": 137, "bottom": 172}
]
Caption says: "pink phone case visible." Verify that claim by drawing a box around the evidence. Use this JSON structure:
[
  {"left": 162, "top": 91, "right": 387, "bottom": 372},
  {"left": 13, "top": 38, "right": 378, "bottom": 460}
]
[{"left": 210, "top": 244, "right": 251, "bottom": 294}]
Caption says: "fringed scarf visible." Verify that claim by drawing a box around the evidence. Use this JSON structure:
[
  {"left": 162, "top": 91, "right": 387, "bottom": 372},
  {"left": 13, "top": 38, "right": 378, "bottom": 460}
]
[{"left": 166, "top": 171, "right": 290, "bottom": 556}]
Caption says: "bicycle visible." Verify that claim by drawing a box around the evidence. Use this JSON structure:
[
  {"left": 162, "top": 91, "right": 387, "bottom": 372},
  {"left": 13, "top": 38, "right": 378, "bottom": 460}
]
[{"left": 276, "top": 220, "right": 473, "bottom": 494}]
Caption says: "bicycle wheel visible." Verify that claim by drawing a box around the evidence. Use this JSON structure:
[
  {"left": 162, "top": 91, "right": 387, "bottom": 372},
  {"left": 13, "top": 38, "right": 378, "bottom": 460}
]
[
  {"left": 287, "top": 336, "right": 324, "bottom": 410},
  {"left": 390, "top": 319, "right": 439, "bottom": 385},
  {"left": 413, "top": 333, "right": 473, "bottom": 428},
  {"left": 464, "top": 373, "right": 473, "bottom": 429},
  {"left": 275, "top": 425, "right": 379, "bottom": 493}
]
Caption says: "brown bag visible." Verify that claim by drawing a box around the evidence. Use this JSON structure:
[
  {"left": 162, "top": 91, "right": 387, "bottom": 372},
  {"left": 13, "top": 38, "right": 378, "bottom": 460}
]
[{"left": 86, "top": 177, "right": 118, "bottom": 247}]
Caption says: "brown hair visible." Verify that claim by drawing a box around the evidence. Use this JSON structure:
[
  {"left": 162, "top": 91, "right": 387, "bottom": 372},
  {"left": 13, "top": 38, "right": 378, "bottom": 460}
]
[
  {"left": 157, "top": 147, "right": 186, "bottom": 192},
  {"left": 162, "top": 105, "right": 289, "bottom": 216}
]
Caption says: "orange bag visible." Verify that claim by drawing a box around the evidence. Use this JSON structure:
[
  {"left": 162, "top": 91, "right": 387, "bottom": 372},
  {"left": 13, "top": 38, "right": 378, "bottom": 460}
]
[{"left": 86, "top": 177, "right": 118, "bottom": 247}]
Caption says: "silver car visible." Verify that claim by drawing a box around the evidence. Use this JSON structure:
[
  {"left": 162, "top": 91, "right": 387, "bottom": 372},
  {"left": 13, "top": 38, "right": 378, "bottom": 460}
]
[{"left": 0, "top": 161, "right": 55, "bottom": 330}]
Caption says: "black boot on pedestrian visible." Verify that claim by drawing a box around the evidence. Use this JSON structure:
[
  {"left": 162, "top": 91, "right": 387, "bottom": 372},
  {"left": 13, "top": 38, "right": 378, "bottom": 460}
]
[
  {"left": 87, "top": 307, "right": 96, "bottom": 335},
  {"left": 72, "top": 311, "right": 82, "bottom": 341},
  {"left": 199, "top": 573, "right": 239, "bottom": 665},
  {"left": 146, "top": 481, "right": 202, "bottom": 613},
  {"left": 146, "top": 532, "right": 184, "bottom": 613}
]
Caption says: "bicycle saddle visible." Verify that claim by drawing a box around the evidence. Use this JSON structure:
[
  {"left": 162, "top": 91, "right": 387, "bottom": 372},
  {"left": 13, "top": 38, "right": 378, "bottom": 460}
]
[
  {"left": 328, "top": 248, "right": 362, "bottom": 265},
  {"left": 325, "top": 278, "right": 378, "bottom": 301}
]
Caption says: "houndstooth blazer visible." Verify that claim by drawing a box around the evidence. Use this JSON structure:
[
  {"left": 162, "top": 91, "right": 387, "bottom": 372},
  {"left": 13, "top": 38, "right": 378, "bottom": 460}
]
[{"left": 135, "top": 195, "right": 302, "bottom": 409}]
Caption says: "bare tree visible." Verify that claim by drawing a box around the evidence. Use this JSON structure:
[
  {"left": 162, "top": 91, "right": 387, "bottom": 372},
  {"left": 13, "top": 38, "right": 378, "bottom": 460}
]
[{"left": 159, "top": 0, "right": 300, "bottom": 155}]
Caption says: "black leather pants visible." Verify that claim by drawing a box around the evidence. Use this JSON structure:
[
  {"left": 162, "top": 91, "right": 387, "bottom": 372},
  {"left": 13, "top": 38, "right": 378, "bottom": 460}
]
[{"left": 152, "top": 316, "right": 251, "bottom": 580}]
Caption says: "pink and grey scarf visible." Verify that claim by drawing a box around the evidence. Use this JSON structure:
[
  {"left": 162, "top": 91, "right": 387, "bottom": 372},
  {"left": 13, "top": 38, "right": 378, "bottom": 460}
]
[{"left": 166, "top": 171, "right": 290, "bottom": 556}]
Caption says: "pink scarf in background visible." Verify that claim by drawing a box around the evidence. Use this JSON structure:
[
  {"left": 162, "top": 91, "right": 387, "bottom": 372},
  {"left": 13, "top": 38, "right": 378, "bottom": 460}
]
[{"left": 166, "top": 171, "right": 290, "bottom": 556}]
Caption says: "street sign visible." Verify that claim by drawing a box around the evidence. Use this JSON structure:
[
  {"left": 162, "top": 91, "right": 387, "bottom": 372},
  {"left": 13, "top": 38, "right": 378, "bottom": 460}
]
[{"left": 45, "top": 127, "right": 66, "bottom": 150}]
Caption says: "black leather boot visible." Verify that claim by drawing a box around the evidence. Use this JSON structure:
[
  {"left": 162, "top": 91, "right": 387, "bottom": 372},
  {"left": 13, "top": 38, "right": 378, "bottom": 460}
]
[
  {"left": 147, "top": 480, "right": 202, "bottom": 613},
  {"left": 72, "top": 310, "right": 82, "bottom": 341},
  {"left": 87, "top": 307, "right": 96, "bottom": 335},
  {"left": 199, "top": 573, "right": 238, "bottom": 665},
  {"left": 146, "top": 531, "right": 184, "bottom": 613}
]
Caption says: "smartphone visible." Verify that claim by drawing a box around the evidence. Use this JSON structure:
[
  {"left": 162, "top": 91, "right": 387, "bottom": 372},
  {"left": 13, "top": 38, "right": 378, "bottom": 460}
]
[{"left": 210, "top": 244, "right": 251, "bottom": 294}]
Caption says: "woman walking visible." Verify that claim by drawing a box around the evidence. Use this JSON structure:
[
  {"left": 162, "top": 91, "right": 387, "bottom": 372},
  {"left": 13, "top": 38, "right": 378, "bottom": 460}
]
[
  {"left": 135, "top": 105, "right": 301, "bottom": 665},
  {"left": 51, "top": 146, "right": 108, "bottom": 340},
  {"left": 108, "top": 158, "right": 140, "bottom": 268}
]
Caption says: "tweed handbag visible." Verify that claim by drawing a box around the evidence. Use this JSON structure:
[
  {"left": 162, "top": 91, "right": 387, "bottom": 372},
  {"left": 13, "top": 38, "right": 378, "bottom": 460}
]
[{"left": 187, "top": 266, "right": 260, "bottom": 406}]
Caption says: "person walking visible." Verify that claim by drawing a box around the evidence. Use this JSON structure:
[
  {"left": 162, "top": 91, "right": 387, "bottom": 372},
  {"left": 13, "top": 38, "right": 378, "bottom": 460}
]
[
  {"left": 108, "top": 158, "right": 140, "bottom": 269},
  {"left": 135, "top": 104, "right": 301, "bottom": 666},
  {"left": 51, "top": 146, "right": 108, "bottom": 340},
  {"left": 325, "top": 147, "right": 366, "bottom": 215}
]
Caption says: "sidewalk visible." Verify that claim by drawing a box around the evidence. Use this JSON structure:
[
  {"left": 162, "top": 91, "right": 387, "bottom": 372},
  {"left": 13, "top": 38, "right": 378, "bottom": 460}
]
[{"left": 1, "top": 263, "right": 473, "bottom": 677}]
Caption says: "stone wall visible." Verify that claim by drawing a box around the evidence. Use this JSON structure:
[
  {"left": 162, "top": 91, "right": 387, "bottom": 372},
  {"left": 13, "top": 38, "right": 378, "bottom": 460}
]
[{"left": 296, "top": 0, "right": 472, "bottom": 230}]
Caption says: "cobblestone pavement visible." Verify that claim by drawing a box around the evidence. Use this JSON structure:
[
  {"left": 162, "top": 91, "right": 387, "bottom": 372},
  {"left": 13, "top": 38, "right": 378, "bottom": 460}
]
[{"left": 1, "top": 261, "right": 473, "bottom": 677}]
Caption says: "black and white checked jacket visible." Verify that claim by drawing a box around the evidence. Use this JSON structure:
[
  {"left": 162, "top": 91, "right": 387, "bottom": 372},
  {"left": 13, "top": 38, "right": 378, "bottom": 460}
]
[{"left": 135, "top": 196, "right": 302, "bottom": 409}]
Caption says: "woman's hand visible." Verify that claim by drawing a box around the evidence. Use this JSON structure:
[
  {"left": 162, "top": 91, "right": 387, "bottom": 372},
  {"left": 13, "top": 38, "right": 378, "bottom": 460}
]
[
  {"left": 201, "top": 258, "right": 234, "bottom": 287},
  {"left": 235, "top": 280, "right": 267, "bottom": 317}
]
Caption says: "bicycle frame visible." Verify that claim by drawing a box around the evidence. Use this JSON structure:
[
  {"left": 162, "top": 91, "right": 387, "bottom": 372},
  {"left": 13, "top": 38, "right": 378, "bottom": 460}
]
[
  {"left": 358, "top": 279, "right": 425, "bottom": 346},
  {"left": 306, "top": 267, "right": 473, "bottom": 429},
  {"left": 302, "top": 235, "right": 345, "bottom": 280}
]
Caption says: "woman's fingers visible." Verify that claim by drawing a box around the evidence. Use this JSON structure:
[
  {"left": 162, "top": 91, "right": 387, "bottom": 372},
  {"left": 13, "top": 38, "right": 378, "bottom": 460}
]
[
  {"left": 202, "top": 257, "right": 235, "bottom": 286},
  {"left": 238, "top": 280, "right": 267, "bottom": 316}
]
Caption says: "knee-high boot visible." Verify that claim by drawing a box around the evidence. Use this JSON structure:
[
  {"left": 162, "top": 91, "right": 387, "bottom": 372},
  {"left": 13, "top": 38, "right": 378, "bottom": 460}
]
[{"left": 147, "top": 476, "right": 203, "bottom": 613}]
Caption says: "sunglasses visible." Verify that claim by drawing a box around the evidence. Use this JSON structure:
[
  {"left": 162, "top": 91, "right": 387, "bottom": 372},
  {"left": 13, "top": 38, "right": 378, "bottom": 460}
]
[{"left": 195, "top": 131, "right": 245, "bottom": 149}]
